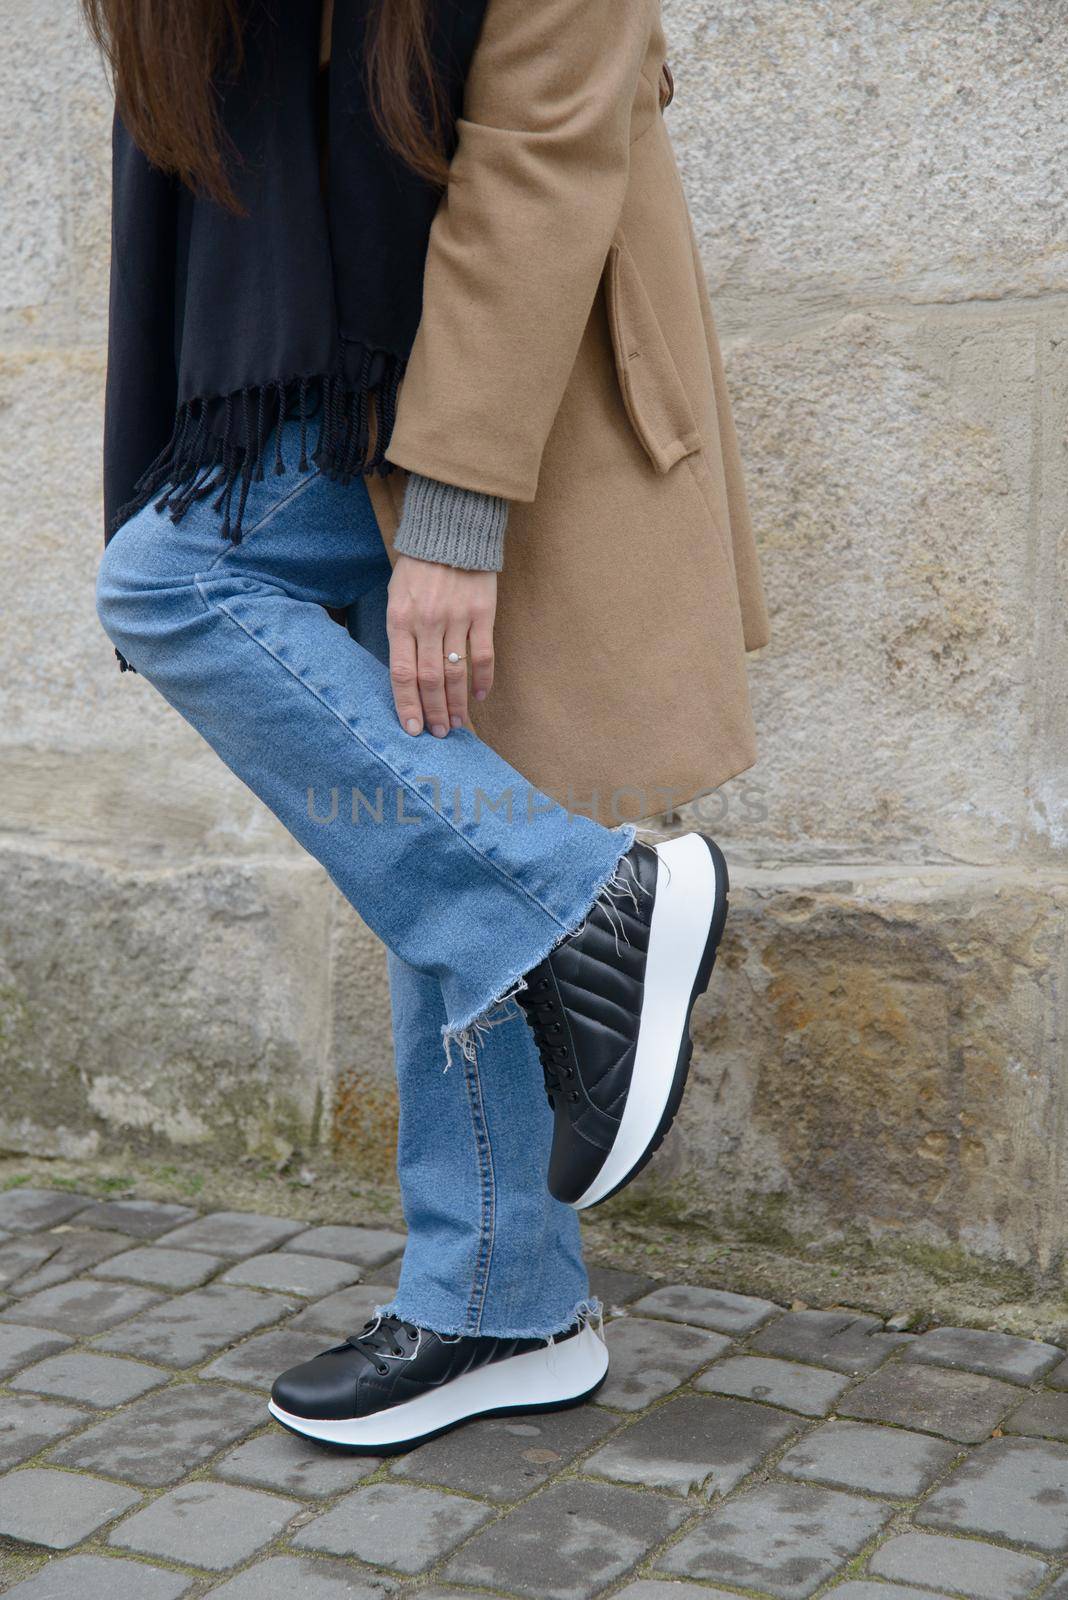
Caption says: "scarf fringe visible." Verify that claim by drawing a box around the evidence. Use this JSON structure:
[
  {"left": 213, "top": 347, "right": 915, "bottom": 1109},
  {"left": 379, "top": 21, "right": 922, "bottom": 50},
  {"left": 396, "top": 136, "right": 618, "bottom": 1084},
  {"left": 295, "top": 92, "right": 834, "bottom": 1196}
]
[{"left": 111, "top": 356, "right": 405, "bottom": 546}]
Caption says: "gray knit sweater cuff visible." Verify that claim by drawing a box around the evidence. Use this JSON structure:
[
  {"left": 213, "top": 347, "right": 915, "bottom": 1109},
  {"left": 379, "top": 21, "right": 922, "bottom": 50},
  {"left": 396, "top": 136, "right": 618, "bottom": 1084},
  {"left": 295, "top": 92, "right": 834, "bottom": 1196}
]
[{"left": 393, "top": 472, "right": 508, "bottom": 572}]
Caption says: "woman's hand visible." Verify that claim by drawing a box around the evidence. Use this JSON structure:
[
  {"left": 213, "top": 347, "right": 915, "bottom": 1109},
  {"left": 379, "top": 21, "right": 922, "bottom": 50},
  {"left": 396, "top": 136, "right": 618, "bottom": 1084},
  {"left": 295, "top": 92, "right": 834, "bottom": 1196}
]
[{"left": 386, "top": 555, "right": 496, "bottom": 736}]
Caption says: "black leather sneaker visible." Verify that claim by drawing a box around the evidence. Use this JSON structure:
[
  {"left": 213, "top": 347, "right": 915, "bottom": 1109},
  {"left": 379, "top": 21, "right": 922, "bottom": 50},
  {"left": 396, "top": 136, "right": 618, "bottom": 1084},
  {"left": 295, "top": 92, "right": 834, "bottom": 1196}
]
[
  {"left": 267, "top": 1310, "right": 608, "bottom": 1453},
  {"left": 517, "top": 832, "right": 729, "bottom": 1209}
]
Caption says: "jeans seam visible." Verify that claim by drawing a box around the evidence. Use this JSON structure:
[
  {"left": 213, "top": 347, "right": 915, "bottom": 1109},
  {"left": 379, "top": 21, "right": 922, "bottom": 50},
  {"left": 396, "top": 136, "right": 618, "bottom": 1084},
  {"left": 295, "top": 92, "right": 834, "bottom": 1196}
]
[
  {"left": 461, "top": 1050, "right": 497, "bottom": 1333},
  {"left": 190, "top": 578, "right": 577, "bottom": 935},
  {"left": 204, "top": 468, "right": 324, "bottom": 574}
]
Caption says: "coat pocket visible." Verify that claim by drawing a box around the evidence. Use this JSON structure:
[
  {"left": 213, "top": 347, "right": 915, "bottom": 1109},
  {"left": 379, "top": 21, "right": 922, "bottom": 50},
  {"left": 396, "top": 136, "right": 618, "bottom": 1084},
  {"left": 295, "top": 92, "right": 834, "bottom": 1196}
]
[{"left": 604, "top": 234, "right": 702, "bottom": 475}]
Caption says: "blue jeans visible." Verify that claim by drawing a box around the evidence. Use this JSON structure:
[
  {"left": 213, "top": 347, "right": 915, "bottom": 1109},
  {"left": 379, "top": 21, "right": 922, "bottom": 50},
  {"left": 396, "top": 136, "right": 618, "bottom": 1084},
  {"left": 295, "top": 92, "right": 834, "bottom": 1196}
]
[{"left": 96, "top": 421, "right": 633, "bottom": 1337}]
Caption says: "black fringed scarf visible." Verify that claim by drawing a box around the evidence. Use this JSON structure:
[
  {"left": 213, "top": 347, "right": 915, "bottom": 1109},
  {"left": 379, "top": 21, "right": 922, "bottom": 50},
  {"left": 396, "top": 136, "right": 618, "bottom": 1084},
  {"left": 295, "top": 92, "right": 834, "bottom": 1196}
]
[{"left": 103, "top": 0, "right": 488, "bottom": 548}]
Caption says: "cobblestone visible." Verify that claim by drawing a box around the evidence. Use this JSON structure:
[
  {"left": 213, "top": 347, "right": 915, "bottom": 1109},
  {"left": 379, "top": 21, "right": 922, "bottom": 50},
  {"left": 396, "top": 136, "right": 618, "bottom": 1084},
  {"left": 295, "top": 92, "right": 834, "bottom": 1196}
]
[
  {"left": 749, "top": 1308, "right": 912, "bottom": 1373},
  {"left": 6, "top": 1230, "right": 134, "bottom": 1297},
  {"left": 75, "top": 1200, "right": 199, "bottom": 1238},
  {"left": 444, "top": 1480, "right": 688, "bottom": 1600},
  {"left": 0, "top": 1466, "right": 141, "bottom": 1548},
  {"left": 657, "top": 1481, "right": 893, "bottom": 1597},
  {"left": 0, "top": 1190, "right": 1065, "bottom": 1600},
  {"left": 392, "top": 1404, "right": 615, "bottom": 1502},
  {"left": 904, "top": 1325, "right": 1063, "bottom": 1385},
  {"left": 289, "top": 1284, "right": 398, "bottom": 1334},
  {"left": 695, "top": 1354, "right": 849, "bottom": 1415},
  {"left": 1003, "top": 1389, "right": 1068, "bottom": 1440},
  {"left": 154, "top": 1211, "right": 305, "bottom": 1257},
  {"left": 48, "top": 1381, "right": 264, "bottom": 1485},
  {"left": 867, "top": 1530, "right": 1049, "bottom": 1598},
  {"left": 1, "top": 1279, "right": 164, "bottom": 1335},
  {"left": 776, "top": 1418, "right": 959, "bottom": 1497},
  {"left": 206, "top": 1555, "right": 394, "bottom": 1597},
  {"left": 630, "top": 1285, "right": 778, "bottom": 1335},
  {"left": 281, "top": 1226, "right": 406, "bottom": 1268},
  {"left": 94, "top": 1283, "right": 295, "bottom": 1366},
  {"left": 0, "top": 1553, "right": 195, "bottom": 1598},
  {"left": 0, "top": 1190, "right": 92, "bottom": 1233},
  {"left": 839, "top": 1362, "right": 1021, "bottom": 1443},
  {"left": 220, "top": 1251, "right": 361, "bottom": 1298},
  {"left": 293, "top": 1482, "right": 492, "bottom": 1573},
  {"left": 202, "top": 1327, "right": 332, "bottom": 1390},
  {"left": 587, "top": 1267, "right": 659, "bottom": 1309},
  {"left": 917, "top": 1435, "right": 1068, "bottom": 1553},
  {"left": 0, "top": 1394, "right": 92, "bottom": 1468},
  {"left": 0, "top": 1238, "right": 67, "bottom": 1293},
  {"left": 90, "top": 1246, "right": 226, "bottom": 1290},
  {"left": 110, "top": 1479, "right": 302, "bottom": 1568},
  {"left": 586, "top": 1392, "right": 797, "bottom": 1496},
  {"left": 9, "top": 1349, "right": 167, "bottom": 1407},
  {"left": 594, "top": 1317, "right": 729, "bottom": 1410},
  {"left": 0, "top": 1323, "right": 71, "bottom": 1380},
  {"left": 214, "top": 1428, "right": 381, "bottom": 1497}
]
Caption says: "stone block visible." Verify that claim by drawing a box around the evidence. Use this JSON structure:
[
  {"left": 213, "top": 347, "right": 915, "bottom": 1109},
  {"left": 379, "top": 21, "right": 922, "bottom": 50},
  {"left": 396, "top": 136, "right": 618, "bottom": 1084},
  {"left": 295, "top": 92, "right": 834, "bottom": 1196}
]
[
  {"left": 392, "top": 1403, "right": 614, "bottom": 1502},
  {"left": 665, "top": 869, "right": 1068, "bottom": 1272},
  {"left": 76, "top": 1201, "right": 199, "bottom": 1238},
  {"left": 157, "top": 1212, "right": 305, "bottom": 1257},
  {"left": 657, "top": 1481, "right": 892, "bottom": 1598},
  {"left": 777, "top": 1419, "right": 959, "bottom": 1498},
  {"left": 293, "top": 1482, "right": 492, "bottom": 1574},
  {"left": 749, "top": 1309, "right": 907, "bottom": 1374},
  {"left": 0, "top": 1324, "right": 72, "bottom": 1381},
  {"left": 587, "top": 1392, "right": 796, "bottom": 1496},
  {"left": 0, "top": 842, "right": 337, "bottom": 1164},
  {"left": 695, "top": 1355, "right": 848, "bottom": 1416},
  {"left": 220, "top": 1252, "right": 360, "bottom": 1298},
  {"left": 10, "top": 1350, "right": 166, "bottom": 1408},
  {"left": 0, "top": 1468, "right": 140, "bottom": 1550},
  {"left": 47, "top": 1381, "right": 263, "bottom": 1485},
  {"left": 215, "top": 1429, "right": 380, "bottom": 1498},
  {"left": 839, "top": 1363, "right": 1023, "bottom": 1444},
  {"left": 281, "top": 1226, "right": 406, "bottom": 1268},
  {"left": 206, "top": 1558, "right": 393, "bottom": 1599},
  {"left": 917, "top": 1436, "right": 1068, "bottom": 1552},
  {"left": 1, "top": 1279, "right": 163, "bottom": 1336},
  {"left": 904, "top": 1325, "right": 1063, "bottom": 1385},
  {"left": 443, "top": 1480, "right": 689, "bottom": 1600},
  {"left": 203, "top": 1328, "right": 331, "bottom": 1391},
  {"left": 0, "top": 1191, "right": 92, "bottom": 1233},
  {"left": 868, "top": 1530, "right": 1048, "bottom": 1599},
  {"left": 94, "top": 1283, "right": 295, "bottom": 1367},
  {"left": 0, "top": 1554, "right": 194, "bottom": 1600},
  {"left": 666, "top": 0, "right": 1068, "bottom": 305},
  {"left": 110, "top": 1480, "right": 301, "bottom": 1570},
  {"left": 631, "top": 1284, "right": 777, "bottom": 1335},
  {"left": 0, "top": 1395, "right": 91, "bottom": 1469},
  {"left": 90, "top": 1246, "right": 225, "bottom": 1290},
  {"left": 594, "top": 1317, "right": 728, "bottom": 1411}
]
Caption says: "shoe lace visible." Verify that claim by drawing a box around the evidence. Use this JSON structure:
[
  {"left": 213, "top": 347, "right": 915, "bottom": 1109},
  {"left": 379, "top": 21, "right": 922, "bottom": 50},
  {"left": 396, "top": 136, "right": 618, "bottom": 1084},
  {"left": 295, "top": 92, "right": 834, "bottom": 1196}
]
[
  {"left": 345, "top": 1315, "right": 420, "bottom": 1377},
  {"left": 521, "top": 975, "right": 579, "bottom": 1107}
]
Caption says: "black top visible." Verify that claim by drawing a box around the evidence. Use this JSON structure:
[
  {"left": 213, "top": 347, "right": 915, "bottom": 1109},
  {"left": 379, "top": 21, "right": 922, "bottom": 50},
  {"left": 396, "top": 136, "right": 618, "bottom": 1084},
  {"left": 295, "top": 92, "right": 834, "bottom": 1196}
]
[{"left": 104, "top": 0, "right": 488, "bottom": 543}]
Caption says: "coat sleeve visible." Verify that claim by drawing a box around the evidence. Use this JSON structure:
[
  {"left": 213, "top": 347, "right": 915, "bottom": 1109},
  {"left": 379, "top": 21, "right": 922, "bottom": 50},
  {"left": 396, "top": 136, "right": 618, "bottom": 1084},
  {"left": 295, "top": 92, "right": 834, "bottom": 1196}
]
[{"left": 385, "top": 0, "right": 655, "bottom": 503}]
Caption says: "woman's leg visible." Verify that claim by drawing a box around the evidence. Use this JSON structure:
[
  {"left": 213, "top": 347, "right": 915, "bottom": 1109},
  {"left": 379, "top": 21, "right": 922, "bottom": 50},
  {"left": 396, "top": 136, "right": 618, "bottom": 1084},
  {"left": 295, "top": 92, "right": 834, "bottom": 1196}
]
[
  {"left": 345, "top": 584, "right": 591, "bottom": 1339},
  {"left": 96, "top": 424, "right": 635, "bottom": 1057},
  {"left": 383, "top": 950, "right": 589, "bottom": 1339}
]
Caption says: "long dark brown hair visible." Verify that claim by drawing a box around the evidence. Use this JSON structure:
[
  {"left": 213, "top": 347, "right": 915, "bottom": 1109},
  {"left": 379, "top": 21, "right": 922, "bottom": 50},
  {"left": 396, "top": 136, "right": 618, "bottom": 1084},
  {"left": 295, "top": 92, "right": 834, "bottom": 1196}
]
[{"left": 81, "top": 0, "right": 451, "bottom": 210}]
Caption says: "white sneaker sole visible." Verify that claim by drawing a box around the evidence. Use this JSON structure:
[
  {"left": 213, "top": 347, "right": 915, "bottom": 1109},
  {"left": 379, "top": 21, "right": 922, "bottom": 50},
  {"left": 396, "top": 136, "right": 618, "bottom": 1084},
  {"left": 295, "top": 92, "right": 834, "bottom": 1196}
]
[
  {"left": 573, "top": 832, "right": 728, "bottom": 1211},
  {"left": 266, "top": 1320, "right": 609, "bottom": 1453}
]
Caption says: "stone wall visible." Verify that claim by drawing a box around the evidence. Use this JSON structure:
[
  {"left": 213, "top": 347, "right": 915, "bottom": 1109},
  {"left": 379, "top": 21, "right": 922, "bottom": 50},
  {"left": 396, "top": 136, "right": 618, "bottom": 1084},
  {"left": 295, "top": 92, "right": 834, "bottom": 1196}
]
[{"left": 1, "top": 4, "right": 1065, "bottom": 1274}]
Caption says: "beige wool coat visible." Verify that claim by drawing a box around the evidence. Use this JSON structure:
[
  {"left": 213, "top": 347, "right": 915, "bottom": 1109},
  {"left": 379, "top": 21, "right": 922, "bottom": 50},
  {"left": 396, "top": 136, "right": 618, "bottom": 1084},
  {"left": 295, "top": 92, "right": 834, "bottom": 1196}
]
[{"left": 366, "top": 0, "right": 769, "bottom": 826}]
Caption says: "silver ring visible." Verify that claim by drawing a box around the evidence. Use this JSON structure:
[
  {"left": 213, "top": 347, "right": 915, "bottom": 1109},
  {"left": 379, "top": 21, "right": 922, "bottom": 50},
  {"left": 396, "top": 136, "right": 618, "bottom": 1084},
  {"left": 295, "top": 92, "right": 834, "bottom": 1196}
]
[{"left": 445, "top": 651, "right": 465, "bottom": 665}]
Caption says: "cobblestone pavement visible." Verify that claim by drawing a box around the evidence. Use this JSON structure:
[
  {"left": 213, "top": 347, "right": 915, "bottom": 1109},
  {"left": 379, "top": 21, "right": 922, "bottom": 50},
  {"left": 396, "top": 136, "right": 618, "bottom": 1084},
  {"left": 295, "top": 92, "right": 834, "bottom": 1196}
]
[{"left": 0, "top": 1190, "right": 1065, "bottom": 1599}]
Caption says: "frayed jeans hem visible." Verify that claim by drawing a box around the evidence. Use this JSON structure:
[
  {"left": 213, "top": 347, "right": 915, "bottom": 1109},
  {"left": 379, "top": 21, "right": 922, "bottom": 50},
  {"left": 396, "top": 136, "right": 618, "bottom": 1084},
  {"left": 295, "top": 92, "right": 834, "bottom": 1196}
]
[
  {"left": 372, "top": 1295, "right": 603, "bottom": 1342},
  {"left": 441, "top": 822, "right": 637, "bottom": 1067}
]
